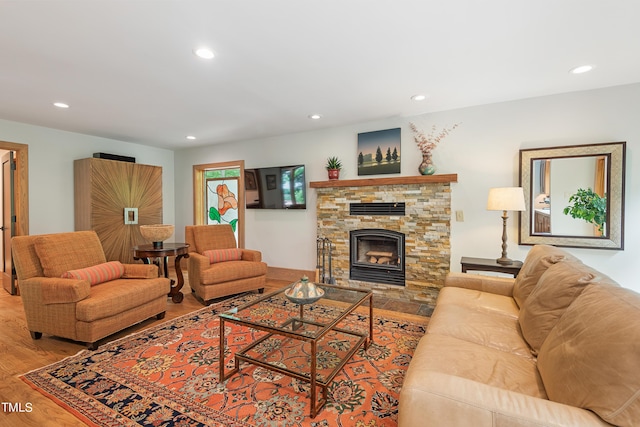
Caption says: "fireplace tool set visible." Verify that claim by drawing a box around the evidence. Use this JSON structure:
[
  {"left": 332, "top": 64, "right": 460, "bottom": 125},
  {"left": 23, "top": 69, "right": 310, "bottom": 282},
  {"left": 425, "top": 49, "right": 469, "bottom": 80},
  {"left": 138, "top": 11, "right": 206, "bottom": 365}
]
[{"left": 315, "top": 237, "right": 336, "bottom": 284}]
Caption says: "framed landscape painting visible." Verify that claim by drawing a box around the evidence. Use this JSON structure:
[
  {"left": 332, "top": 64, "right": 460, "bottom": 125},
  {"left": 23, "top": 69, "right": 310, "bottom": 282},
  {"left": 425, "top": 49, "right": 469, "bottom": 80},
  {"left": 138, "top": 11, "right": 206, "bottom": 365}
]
[{"left": 357, "top": 128, "right": 401, "bottom": 175}]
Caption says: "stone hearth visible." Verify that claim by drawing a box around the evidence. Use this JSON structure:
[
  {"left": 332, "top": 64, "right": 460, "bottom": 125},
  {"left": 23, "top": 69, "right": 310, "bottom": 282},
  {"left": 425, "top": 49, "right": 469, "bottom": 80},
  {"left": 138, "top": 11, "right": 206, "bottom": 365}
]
[{"left": 311, "top": 175, "right": 456, "bottom": 305}]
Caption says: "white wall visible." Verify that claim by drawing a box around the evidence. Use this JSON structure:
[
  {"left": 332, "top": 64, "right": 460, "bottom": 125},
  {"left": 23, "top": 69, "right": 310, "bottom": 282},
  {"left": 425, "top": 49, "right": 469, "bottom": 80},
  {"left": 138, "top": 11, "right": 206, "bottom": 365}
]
[
  {"left": 175, "top": 83, "right": 639, "bottom": 292},
  {"left": 0, "top": 119, "right": 175, "bottom": 236},
  {"left": 0, "top": 84, "right": 636, "bottom": 292}
]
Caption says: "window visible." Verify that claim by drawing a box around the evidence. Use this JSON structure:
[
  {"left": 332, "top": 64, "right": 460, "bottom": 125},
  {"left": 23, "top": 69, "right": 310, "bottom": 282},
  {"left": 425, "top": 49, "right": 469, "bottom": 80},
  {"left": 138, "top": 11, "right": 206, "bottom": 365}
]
[
  {"left": 205, "top": 169, "right": 240, "bottom": 230},
  {"left": 281, "top": 165, "right": 306, "bottom": 207},
  {"left": 193, "top": 161, "right": 245, "bottom": 247}
]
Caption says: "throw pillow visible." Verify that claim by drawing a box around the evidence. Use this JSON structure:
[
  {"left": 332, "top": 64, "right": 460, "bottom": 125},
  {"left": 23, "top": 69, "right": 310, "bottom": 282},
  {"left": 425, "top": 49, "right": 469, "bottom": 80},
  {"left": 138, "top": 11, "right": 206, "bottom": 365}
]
[
  {"left": 61, "top": 261, "right": 125, "bottom": 285},
  {"left": 512, "top": 245, "right": 578, "bottom": 308},
  {"left": 518, "top": 260, "right": 596, "bottom": 354},
  {"left": 203, "top": 248, "right": 243, "bottom": 264},
  {"left": 537, "top": 284, "right": 640, "bottom": 426}
]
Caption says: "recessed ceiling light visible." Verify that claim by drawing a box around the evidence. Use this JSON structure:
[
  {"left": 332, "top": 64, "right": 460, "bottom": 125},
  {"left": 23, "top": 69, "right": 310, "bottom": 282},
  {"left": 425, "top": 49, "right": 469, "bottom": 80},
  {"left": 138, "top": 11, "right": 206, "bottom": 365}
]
[
  {"left": 186, "top": 135, "right": 196, "bottom": 140},
  {"left": 308, "top": 114, "right": 322, "bottom": 120},
  {"left": 569, "top": 65, "right": 594, "bottom": 74},
  {"left": 53, "top": 102, "right": 69, "bottom": 109},
  {"left": 193, "top": 47, "right": 215, "bottom": 59},
  {"left": 411, "top": 94, "right": 427, "bottom": 101}
]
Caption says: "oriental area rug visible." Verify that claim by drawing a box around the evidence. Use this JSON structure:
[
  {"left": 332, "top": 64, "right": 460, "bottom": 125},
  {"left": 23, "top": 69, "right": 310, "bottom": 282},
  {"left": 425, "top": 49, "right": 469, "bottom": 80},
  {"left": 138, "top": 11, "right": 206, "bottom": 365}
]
[{"left": 21, "top": 293, "right": 428, "bottom": 427}]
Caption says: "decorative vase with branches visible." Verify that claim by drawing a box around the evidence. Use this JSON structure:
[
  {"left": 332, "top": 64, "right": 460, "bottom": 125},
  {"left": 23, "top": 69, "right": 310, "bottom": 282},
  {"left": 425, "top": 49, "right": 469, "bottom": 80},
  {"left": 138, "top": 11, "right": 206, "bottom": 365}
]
[{"left": 409, "top": 122, "right": 459, "bottom": 175}]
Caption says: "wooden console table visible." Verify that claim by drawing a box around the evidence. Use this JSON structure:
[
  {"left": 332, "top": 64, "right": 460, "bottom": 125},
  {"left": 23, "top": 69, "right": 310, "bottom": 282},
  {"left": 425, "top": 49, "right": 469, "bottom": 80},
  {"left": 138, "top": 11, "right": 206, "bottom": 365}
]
[
  {"left": 133, "top": 243, "right": 190, "bottom": 303},
  {"left": 460, "top": 256, "right": 523, "bottom": 277}
]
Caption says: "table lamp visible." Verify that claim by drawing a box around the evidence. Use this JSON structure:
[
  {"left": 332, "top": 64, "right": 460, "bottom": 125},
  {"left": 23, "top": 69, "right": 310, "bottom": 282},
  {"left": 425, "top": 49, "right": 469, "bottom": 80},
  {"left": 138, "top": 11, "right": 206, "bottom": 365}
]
[{"left": 487, "top": 187, "right": 526, "bottom": 265}]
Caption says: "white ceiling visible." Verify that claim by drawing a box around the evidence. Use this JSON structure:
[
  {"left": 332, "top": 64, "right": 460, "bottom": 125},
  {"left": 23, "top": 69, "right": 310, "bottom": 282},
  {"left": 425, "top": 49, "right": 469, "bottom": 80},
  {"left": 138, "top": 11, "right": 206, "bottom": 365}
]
[{"left": 1, "top": 1, "right": 639, "bottom": 150}]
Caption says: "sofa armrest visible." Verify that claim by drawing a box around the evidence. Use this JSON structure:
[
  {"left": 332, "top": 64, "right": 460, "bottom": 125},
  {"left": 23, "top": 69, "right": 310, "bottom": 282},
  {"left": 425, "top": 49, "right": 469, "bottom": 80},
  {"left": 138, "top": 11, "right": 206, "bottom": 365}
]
[
  {"left": 398, "top": 371, "right": 610, "bottom": 427},
  {"left": 444, "top": 272, "right": 514, "bottom": 296},
  {"left": 122, "top": 263, "right": 159, "bottom": 279},
  {"left": 189, "top": 252, "right": 210, "bottom": 269},
  {"left": 188, "top": 252, "right": 211, "bottom": 290},
  {"left": 241, "top": 249, "right": 262, "bottom": 262},
  {"left": 20, "top": 277, "right": 91, "bottom": 305}
]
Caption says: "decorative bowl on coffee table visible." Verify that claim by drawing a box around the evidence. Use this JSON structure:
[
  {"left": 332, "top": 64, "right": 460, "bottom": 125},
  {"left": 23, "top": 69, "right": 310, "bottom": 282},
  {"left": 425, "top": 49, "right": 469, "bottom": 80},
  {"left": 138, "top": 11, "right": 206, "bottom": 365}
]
[{"left": 285, "top": 276, "right": 325, "bottom": 305}]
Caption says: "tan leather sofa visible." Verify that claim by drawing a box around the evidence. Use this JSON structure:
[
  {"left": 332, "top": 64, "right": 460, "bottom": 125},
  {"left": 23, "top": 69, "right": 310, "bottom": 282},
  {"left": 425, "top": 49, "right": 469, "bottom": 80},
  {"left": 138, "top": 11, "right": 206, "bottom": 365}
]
[
  {"left": 399, "top": 245, "right": 640, "bottom": 427},
  {"left": 12, "top": 231, "right": 170, "bottom": 349},
  {"left": 185, "top": 224, "right": 267, "bottom": 304}
]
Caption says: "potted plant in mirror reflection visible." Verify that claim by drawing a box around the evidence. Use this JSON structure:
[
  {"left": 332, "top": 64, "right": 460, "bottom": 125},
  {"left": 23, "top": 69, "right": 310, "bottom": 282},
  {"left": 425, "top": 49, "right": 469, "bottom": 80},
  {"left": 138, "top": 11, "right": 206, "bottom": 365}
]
[
  {"left": 326, "top": 156, "right": 342, "bottom": 180},
  {"left": 563, "top": 188, "right": 607, "bottom": 233},
  {"left": 409, "top": 122, "right": 459, "bottom": 175}
]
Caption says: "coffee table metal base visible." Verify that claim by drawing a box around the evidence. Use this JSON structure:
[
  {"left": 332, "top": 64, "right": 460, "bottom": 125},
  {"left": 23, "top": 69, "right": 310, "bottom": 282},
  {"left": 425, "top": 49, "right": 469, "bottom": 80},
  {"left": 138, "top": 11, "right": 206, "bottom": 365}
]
[{"left": 219, "top": 292, "right": 373, "bottom": 418}]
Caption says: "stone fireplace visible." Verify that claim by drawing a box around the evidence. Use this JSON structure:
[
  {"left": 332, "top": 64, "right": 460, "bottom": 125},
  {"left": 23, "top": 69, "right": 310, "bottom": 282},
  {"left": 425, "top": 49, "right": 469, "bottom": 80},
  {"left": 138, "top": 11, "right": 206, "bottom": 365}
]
[{"left": 311, "top": 174, "right": 456, "bottom": 303}]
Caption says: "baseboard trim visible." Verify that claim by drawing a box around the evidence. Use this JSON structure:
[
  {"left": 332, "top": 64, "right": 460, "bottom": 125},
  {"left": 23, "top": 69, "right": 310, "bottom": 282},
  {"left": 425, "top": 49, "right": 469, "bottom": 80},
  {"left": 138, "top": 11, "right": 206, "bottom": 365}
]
[{"left": 267, "top": 266, "right": 316, "bottom": 282}]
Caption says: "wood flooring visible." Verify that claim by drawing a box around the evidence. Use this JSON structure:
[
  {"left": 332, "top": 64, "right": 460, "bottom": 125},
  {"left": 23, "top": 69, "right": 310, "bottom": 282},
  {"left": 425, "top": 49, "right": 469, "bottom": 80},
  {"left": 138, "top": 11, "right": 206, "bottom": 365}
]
[{"left": 0, "top": 275, "right": 428, "bottom": 427}]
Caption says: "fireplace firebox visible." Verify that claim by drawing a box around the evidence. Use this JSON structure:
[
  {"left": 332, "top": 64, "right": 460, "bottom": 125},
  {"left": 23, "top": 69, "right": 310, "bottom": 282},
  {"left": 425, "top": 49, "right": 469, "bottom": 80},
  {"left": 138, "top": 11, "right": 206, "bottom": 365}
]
[{"left": 350, "top": 229, "right": 405, "bottom": 286}]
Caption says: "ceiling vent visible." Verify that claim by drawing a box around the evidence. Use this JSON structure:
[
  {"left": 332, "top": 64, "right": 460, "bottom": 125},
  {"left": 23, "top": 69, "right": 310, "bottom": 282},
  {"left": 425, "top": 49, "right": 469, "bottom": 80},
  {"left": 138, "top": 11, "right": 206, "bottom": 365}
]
[{"left": 350, "top": 202, "right": 405, "bottom": 216}]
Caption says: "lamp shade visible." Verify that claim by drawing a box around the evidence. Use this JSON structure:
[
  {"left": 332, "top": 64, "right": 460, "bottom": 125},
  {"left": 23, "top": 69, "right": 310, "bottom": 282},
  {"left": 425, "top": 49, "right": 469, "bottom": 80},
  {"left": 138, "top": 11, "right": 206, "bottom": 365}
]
[{"left": 487, "top": 187, "right": 526, "bottom": 211}]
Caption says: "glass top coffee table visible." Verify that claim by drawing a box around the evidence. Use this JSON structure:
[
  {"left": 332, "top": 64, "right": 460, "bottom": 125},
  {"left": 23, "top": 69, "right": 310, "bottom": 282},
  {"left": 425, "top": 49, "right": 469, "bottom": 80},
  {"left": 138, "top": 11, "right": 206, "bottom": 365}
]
[{"left": 219, "top": 283, "right": 373, "bottom": 418}]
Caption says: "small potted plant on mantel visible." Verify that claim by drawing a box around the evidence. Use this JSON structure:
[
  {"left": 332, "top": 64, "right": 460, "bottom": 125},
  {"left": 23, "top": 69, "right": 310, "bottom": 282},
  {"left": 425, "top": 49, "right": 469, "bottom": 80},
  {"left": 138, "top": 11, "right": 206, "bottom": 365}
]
[{"left": 326, "top": 156, "right": 342, "bottom": 180}]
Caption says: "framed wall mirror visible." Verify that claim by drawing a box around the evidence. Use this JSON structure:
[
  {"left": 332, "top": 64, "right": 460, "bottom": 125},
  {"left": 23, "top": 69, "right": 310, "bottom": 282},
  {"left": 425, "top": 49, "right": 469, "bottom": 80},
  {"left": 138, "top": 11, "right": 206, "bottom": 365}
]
[{"left": 519, "top": 142, "right": 626, "bottom": 249}]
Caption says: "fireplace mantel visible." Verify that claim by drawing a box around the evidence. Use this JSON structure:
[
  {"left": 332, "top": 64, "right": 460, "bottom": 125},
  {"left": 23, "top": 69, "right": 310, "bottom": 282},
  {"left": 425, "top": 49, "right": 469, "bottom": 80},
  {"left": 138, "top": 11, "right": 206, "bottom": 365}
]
[{"left": 310, "top": 173, "right": 457, "bottom": 188}]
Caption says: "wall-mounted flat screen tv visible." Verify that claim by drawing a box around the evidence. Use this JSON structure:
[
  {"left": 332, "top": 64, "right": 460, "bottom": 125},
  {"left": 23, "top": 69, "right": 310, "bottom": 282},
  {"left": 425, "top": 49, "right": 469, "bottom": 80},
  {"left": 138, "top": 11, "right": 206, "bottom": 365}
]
[{"left": 245, "top": 165, "right": 306, "bottom": 209}]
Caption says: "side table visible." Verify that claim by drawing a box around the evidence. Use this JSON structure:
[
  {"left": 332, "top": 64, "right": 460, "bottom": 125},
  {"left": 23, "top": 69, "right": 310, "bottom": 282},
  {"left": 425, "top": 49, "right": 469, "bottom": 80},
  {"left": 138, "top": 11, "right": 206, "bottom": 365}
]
[
  {"left": 133, "top": 243, "right": 190, "bottom": 303},
  {"left": 460, "top": 256, "right": 523, "bottom": 278}
]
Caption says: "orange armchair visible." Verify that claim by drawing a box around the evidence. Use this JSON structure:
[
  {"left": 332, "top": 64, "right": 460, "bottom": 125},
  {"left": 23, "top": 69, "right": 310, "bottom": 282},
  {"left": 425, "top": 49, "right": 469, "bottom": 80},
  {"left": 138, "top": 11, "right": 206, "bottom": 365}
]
[
  {"left": 185, "top": 225, "right": 267, "bottom": 304},
  {"left": 12, "top": 231, "right": 170, "bottom": 349}
]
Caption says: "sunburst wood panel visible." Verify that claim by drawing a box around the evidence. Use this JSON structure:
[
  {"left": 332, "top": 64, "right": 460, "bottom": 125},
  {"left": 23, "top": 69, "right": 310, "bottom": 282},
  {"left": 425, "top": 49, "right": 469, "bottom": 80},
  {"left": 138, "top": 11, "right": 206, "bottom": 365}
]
[{"left": 74, "top": 158, "right": 162, "bottom": 263}]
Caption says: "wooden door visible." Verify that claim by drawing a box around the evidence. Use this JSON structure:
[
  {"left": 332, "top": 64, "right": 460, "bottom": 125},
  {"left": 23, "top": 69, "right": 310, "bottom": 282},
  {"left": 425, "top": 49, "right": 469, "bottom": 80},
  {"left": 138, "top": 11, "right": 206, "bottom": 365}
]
[{"left": 2, "top": 151, "right": 16, "bottom": 294}]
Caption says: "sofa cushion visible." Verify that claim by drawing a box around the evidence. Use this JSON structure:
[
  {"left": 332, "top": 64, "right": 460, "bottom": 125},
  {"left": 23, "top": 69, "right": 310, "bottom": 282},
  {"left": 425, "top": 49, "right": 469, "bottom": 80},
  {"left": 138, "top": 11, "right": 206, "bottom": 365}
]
[
  {"left": 512, "top": 245, "right": 577, "bottom": 308},
  {"left": 192, "top": 225, "right": 237, "bottom": 253},
  {"left": 34, "top": 231, "right": 107, "bottom": 278},
  {"left": 445, "top": 272, "right": 515, "bottom": 297},
  {"left": 398, "top": 370, "right": 610, "bottom": 427},
  {"left": 75, "top": 277, "right": 169, "bottom": 322},
  {"left": 518, "top": 260, "right": 597, "bottom": 354},
  {"left": 409, "top": 333, "right": 547, "bottom": 399},
  {"left": 203, "top": 248, "right": 242, "bottom": 264},
  {"left": 62, "top": 261, "right": 124, "bottom": 286},
  {"left": 537, "top": 284, "right": 640, "bottom": 427},
  {"left": 200, "top": 260, "right": 267, "bottom": 285},
  {"left": 427, "top": 302, "right": 534, "bottom": 360},
  {"left": 436, "top": 286, "right": 520, "bottom": 318}
]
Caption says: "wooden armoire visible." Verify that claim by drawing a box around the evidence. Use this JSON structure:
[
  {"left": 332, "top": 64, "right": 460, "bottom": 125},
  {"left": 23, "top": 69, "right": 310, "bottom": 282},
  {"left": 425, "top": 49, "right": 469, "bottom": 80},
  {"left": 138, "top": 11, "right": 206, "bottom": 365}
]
[{"left": 74, "top": 157, "right": 163, "bottom": 263}]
